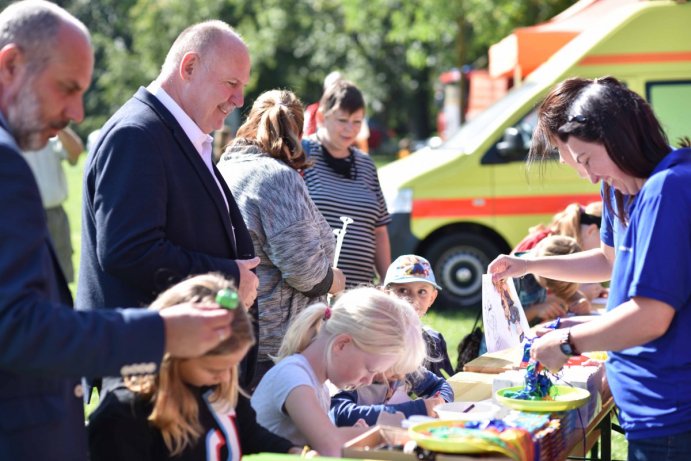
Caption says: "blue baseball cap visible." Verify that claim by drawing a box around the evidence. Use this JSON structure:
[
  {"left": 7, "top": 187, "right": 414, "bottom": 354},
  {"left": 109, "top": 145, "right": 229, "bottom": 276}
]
[{"left": 384, "top": 255, "right": 441, "bottom": 290}]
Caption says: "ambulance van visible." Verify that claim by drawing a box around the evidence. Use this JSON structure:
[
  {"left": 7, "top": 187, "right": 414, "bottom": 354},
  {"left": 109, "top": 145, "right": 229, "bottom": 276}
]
[{"left": 380, "top": 0, "right": 691, "bottom": 308}]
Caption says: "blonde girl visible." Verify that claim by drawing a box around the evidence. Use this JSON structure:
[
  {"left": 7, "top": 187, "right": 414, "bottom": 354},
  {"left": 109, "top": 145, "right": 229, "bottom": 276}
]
[
  {"left": 512, "top": 202, "right": 606, "bottom": 322},
  {"left": 532, "top": 236, "right": 593, "bottom": 316},
  {"left": 513, "top": 201, "right": 602, "bottom": 253},
  {"left": 251, "top": 287, "right": 427, "bottom": 457},
  {"left": 89, "top": 273, "right": 299, "bottom": 461}
]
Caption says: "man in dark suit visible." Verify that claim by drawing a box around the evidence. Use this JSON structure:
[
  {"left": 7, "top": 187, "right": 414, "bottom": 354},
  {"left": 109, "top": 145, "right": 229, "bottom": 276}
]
[
  {"left": 0, "top": 2, "right": 235, "bottom": 459},
  {"left": 77, "top": 20, "right": 260, "bottom": 384}
]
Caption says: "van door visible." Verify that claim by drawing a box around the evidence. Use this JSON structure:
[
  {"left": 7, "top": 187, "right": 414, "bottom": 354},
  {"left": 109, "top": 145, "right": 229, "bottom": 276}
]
[{"left": 647, "top": 80, "right": 691, "bottom": 144}]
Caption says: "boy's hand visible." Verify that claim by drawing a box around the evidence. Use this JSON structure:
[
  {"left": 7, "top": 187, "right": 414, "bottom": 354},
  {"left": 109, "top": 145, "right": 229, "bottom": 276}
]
[
  {"left": 580, "top": 283, "right": 608, "bottom": 301},
  {"left": 423, "top": 394, "right": 445, "bottom": 417},
  {"left": 353, "top": 418, "right": 369, "bottom": 428}
]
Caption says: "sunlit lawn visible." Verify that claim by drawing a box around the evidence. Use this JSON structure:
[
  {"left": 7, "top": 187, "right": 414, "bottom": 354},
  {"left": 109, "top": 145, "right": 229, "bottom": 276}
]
[{"left": 64, "top": 156, "right": 85, "bottom": 298}]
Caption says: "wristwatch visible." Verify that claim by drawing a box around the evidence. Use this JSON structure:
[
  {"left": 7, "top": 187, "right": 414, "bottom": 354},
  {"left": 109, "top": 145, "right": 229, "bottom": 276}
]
[{"left": 559, "top": 328, "right": 579, "bottom": 357}]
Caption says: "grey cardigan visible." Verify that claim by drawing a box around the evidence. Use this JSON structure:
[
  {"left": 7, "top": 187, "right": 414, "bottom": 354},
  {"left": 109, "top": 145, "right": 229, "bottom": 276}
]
[{"left": 218, "top": 142, "right": 336, "bottom": 360}]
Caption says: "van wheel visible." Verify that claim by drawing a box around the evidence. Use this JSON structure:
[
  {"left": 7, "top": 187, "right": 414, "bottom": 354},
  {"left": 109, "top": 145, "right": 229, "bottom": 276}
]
[{"left": 425, "top": 233, "right": 501, "bottom": 309}]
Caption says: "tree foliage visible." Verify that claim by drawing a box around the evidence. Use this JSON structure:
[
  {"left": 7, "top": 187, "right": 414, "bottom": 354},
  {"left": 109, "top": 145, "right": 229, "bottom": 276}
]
[{"left": 60, "top": 0, "right": 574, "bottom": 145}]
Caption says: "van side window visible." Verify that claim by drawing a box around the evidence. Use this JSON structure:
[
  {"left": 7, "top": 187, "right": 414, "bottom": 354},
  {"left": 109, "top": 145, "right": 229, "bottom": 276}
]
[{"left": 481, "top": 109, "right": 537, "bottom": 165}]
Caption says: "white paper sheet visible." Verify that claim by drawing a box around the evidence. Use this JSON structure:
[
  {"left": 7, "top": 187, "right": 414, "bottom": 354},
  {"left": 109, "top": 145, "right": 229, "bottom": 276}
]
[{"left": 482, "top": 274, "right": 530, "bottom": 353}]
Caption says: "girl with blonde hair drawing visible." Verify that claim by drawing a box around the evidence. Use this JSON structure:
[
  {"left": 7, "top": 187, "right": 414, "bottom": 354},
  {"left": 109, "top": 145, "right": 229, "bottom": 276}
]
[
  {"left": 251, "top": 287, "right": 427, "bottom": 457},
  {"left": 88, "top": 273, "right": 301, "bottom": 460}
]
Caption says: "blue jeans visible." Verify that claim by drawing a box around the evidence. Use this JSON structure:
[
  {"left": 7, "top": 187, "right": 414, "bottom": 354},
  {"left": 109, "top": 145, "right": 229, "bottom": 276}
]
[{"left": 628, "top": 429, "right": 691, "bottom": 461}]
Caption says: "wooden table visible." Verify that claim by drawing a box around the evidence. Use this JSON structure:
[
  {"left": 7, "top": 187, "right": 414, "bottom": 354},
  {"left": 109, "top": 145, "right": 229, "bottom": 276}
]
[
  {"left": 566, "top": 394, "right": 616, "bottom": 461},
  {"left": 340, "top": 394, "right": 617, "bottom": 461},
  {"left": 456, "top": 347, "right": 615, "bottom": 460},
  {"left": 247, "top": 398, "right": 618, "bottom": 461}
]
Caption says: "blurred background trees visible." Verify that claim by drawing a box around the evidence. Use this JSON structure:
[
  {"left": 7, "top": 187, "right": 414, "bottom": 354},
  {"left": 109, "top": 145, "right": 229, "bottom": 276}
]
[{"left": 50, "top": 0, "right": 573, "bottom": 151}]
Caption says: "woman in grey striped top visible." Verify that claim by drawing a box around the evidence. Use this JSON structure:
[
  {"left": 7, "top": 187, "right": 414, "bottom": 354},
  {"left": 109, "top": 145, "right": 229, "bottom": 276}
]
[
  {"left": 302, "top": 80, "right": 391, "bottom": 287},
  {"left": 218, "top": 90, "right": 345, "bottom": 387}
]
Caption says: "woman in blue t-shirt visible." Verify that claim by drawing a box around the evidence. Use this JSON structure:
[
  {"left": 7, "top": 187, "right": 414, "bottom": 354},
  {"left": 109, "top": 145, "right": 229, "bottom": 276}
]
[
  {"left": 492, "top": 78, "right": 620, "bottom": 327},
  {"left": 490, "top": 76, "right": 691, "bottom": 461}
]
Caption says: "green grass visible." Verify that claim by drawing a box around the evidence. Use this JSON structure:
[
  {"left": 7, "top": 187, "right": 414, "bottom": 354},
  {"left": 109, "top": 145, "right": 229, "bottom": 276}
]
[
  {"left": 423, "top": 307, "right": 480, "bottom": 370},
  {"left": 611, "top": 415, "right": 628, "bottom": 460},
  {"left": 64, "top": 153, "right": 627, "bottom": 457},
  {"left": 64, "top": 156, "right": 86, "bottom": 298}
]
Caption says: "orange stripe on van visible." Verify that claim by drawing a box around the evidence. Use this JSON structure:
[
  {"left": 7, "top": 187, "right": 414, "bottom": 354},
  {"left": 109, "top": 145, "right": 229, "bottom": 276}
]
[
  {"left": 413, "top": 194, "right": 601, "bottom": 218},
  {"left": 580, "top": 51, "right": 691, "bottom": 66}
]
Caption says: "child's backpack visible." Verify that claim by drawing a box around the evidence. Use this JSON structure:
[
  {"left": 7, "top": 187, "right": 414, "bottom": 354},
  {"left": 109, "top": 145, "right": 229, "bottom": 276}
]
[{"left": 455, "top": 310, "right": 483, "bottom": 372}]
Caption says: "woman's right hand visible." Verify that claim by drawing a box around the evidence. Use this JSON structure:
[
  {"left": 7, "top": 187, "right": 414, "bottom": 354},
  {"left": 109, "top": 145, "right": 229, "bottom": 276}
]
[
  {"left": 487, "top": 254, "right": 528, "bottom": 282},
  {"left": 329, "top": 267, "right": 346, "bottom": 294}
]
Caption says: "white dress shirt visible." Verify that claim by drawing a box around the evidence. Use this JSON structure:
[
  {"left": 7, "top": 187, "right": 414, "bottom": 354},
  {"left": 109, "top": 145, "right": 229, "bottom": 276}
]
[{"left": 147, "top": 83, "right": 229, "bottom": 211}]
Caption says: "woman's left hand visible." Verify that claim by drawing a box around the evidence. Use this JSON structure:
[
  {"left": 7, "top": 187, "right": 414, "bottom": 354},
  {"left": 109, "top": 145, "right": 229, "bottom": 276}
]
[{"left": 530, "top": 329, "right": 568, "bottom": 372}]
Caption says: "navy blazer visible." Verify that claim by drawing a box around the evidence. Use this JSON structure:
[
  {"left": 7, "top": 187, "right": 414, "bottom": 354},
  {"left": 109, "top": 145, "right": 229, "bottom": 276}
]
[
  {"left": 0, "top": 120, "right": 164, "bottom": 459},
  {"left": 77, "top": 88, "right": 258, "bottom": 386},
  {"left": 78, "top": 87, "right": 255, "bottom": 311}
]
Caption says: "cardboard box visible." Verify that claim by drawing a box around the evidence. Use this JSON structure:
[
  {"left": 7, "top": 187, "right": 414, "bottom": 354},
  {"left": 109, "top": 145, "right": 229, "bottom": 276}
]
[
  {"left": 463, "top": 348, "right": 522, "bottom": 374},
  {"left": 491, "top": 370, "right": 525, "bottom": 396},
  {"left": 342, "top": 426, "right": 510, "bottom": 461},
  {"left": 447, "top": 372, "right": 496, "bottom": 402}
]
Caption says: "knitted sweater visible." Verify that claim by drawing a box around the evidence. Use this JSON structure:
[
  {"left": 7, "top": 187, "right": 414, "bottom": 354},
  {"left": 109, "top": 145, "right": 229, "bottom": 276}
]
[{"left": 218, "top": 142, "right": 335, "bottom": 360}]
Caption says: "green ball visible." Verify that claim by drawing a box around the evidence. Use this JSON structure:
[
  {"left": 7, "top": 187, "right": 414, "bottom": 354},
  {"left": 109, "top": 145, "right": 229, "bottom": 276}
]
[{"left": 216, "top": 289, "right": 239, "bottom": 310}]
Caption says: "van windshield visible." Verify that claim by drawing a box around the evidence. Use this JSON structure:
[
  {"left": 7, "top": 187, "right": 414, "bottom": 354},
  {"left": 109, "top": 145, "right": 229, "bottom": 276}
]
[{"left": 441, "top": 81, "right": 540, "bottom": 151}]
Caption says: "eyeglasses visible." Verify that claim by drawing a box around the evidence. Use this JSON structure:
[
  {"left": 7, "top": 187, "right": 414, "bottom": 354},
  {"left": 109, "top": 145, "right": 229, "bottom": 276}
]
[{"left": 568, "top": 114, "right": 587, "bottom": 123}]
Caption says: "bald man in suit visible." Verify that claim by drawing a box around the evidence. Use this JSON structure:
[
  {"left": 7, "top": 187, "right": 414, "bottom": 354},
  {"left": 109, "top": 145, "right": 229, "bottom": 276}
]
[{"left": 78, "top": 20, "right": 260, "bottom": 387}]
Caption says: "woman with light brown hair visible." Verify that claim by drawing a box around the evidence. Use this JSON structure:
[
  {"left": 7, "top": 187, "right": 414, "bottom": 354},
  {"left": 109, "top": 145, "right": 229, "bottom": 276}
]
[{"left": 218, "top": 90, "right": 345, "bottom": 388}]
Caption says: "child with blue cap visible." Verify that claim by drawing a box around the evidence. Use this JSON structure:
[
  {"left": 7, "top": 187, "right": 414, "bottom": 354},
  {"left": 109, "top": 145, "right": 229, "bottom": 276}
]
[{"left": 384, "top": 255, "right": 454, "bottom": 378}]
